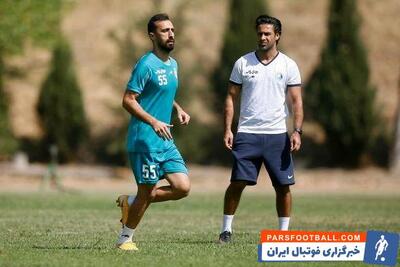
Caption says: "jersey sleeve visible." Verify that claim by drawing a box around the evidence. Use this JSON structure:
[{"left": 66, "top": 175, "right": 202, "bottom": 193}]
[
  {"left": 126, "top": 61, "right": 151, "bottom": 94},
  {"left": 287, "top": 60, "right": 301, "bottom": 87},
  {"left": 229, "top": 58, "right": 243, "bottom": 85}
]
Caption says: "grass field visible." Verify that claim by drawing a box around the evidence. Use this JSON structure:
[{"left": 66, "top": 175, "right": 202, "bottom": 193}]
[{"left": 0, "top": 192, "right": 399, "bottom": 267}]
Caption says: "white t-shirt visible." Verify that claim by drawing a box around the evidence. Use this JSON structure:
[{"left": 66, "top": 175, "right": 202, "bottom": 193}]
[{"left": 229, "top": 51, "right": 301, "bottom": 134}]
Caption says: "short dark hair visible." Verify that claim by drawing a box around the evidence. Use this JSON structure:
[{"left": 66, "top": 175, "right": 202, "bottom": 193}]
[
  {"left": 255, "top": 15, "right": 282, "bottom": 36},
  {"left": 147, "top": 13, "right": 170, "bottom": 34}
]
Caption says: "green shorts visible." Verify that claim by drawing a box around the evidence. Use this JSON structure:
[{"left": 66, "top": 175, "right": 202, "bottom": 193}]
[{"left": 128, "top": 145, "right": 188, "bottom": 185}]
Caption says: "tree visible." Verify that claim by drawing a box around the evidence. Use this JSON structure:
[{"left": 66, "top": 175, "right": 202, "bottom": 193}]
[
  {"left": 208, "top": 0, "right": 269, "bottom": 164},
  {"left": 212, "top": 0, "right": 269, "bottom": 111},
  {"left": 169, "top": 1, "right": 214, "bottom": 163},
  {"left": 37, "top": 37, "right": 88, "bottom": 162},
  {"left": 391, "top": 74, "right": 400, "bottom": 172},
  {"left": 0, "top": 1, "right": 62, "bottom": 54},
  {"left": 0, "top": 0, "right": 62, "bottom": 157},
  {"left": 0, "top": 55, "right": 18, "bottom": 156},
  {"left": 305, "top": 0, "right": 379, "bottom": 166}
]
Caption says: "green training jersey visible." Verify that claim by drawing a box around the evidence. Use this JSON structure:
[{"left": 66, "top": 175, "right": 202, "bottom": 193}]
[{"left": 126, "top": 51, "right": 179, "bottom": 152}]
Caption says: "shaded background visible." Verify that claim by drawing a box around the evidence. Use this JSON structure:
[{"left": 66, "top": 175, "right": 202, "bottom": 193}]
[
  {"left": 1, "top": 0, "right": 400, "bottom": 174},
  {"left": 1, "top": 3, "right": 399, "bottom": 266}
]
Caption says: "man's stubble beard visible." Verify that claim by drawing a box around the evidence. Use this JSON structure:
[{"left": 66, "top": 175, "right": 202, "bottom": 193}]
[{"left": 159, "top": 39, "right": 174, "bottom": 53}]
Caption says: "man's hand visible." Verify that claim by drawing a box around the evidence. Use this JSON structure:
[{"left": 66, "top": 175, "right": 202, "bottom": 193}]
[
  {"left": 290, "top": 132, "right": 301, "bottom": 152},
  {"left": 224, "top": 130, "right": 234, "bottom": 150},
  {"left": 151, "top": 120, "right": 173, "bottom": 140},
  {"left": 176, "top": 108, "right": 190, "bottom": 125}
]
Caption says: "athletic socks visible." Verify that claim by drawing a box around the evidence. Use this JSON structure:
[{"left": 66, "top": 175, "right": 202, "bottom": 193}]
[
  {"left": 278, "top": 217, "right": 290, "bottom": 231},
  {"left": 221, "top": 214, "right": 234, "bottom": 233},
  {"left": 117, "top": 225, "right": 135, "bottom": 244},
  {"left": 221, "top": 215, "right": 289, "bottom": 232}
]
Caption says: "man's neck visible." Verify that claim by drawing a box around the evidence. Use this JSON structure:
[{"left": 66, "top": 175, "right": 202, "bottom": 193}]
[
  {"left": 256, "top": 47, "right": 278, "bottom": 64},
  {"left": 152, "top": 47, "right": 170, "bottom": 62}
]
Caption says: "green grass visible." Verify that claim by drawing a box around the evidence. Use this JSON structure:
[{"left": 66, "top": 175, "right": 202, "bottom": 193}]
[{"left": 0, "top": 192, "right": 399, "bottom": 266}]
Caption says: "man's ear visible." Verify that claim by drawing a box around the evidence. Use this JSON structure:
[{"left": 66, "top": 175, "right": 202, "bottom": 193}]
[
  {"left": 275, "top": 33, "right": 280, "bottom": 42},
  {"left": 149, "top": 32, "right": 155, "bottom": 40}
]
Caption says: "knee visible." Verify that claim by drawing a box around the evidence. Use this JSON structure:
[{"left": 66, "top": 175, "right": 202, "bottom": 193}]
[
  {"left": 228, "top": 181, "right": 247, "bottom": 192},
  {"left": 177, "top": 188, "right": 190, "bottom": 199},
  {"left": 148, "top": 189, "right": 158, "bottom": 201},
  {"left": 274, "top": 185, "right": 291, "bottom": 196},
  {"left": 174, "top": 182, "right": 190, "bottom": 199}
]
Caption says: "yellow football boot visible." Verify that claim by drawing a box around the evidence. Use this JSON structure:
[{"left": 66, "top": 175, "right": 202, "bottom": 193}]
[{"left": 117, "top": 241, "right": 139, "bottom": 251}]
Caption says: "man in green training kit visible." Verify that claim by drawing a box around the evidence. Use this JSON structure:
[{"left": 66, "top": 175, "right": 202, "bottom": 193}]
[{"left": 115, "top": 13, "right": 191, "bottom": 251}]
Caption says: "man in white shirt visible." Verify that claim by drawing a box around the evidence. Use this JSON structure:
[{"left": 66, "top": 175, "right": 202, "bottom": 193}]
[{"left": 219, "top": 15, "right": 303, "bottom": 243}]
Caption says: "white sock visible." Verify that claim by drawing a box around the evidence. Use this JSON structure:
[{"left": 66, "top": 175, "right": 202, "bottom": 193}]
[
  {"left": 117, "top": 225, "right": 135, "bottom": 244},
  {"left": 221, "top": 214, "right": 234, "bottom": 233},
  {"left": 279, "top": 217, "right": 290, "bottom": 231},
  {"left": 127, "top": 195, "right": 136, "bottom": 206}
]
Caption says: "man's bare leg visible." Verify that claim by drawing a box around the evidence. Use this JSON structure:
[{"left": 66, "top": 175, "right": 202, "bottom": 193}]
[
  {"left": 116, "top": 184, "right": 156, "bottom": 250},
  {"left": 219, "top": 181, "right": 247, "bottom": 243},
  {"left": 152, "top": 173, "right": 190, "bottom": 202},
  {"left": 223, "top": 181, "right": 247, "bottom": 215}
]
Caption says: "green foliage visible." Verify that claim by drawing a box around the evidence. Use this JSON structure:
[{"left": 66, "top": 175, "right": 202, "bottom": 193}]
[
  {"left": 305, "top": 0, "right": 379, "bottom": 166},
  {"left": 172, "top": 117, "right": 209, "bottom": 163},
  {"left": 0, "top": 54, "right": 18, "bottom": 156},
  {"left": 208, "top": 0, "right": 269, "bottom": 164},
  {"left": 171, "top": 2, "right": 214, "bottom": 164},
  {"left": 0, "top": 0, "right": 62, "bottom": 54},
  {"left": 0, "top": 0, "right": 62, "bottom": 158},
  {"left": 37, "top": 37, "right": 88, "bottom": 162},
  {"left": 212, "top": 0, "right": 268, "bottom": 111}
]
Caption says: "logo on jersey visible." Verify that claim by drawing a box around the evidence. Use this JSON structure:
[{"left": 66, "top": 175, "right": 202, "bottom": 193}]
[
  {"left": 155, "top": 69, "right": 166, "bottom": 75},
  {"left": 169, "top": 68, "right": 178, "bottom": 79},
  {"left": 276, "top": 72, "right": 284, "bottom": 80},
  {"left": 245, "top": 69, "right": 258, "bottom": 78}
]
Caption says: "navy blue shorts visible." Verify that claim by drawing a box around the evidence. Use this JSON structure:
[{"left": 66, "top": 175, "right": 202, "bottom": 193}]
[{"left": 231, "top": 132, "right": 295, "bottom": 186}]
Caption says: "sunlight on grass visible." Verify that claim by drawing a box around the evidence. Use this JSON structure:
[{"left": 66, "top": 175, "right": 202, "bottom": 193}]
[{"left": 0, "top": 193, "right": 398, "bottom": 266}]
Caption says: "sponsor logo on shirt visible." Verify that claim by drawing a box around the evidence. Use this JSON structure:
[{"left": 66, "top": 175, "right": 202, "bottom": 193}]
[
  {"left": 245, "top": 69, "right": 258, "bottom": 78},
  {"left": 155, "top": 69, "right": 166, "bottom": 75},
  {"left": 169, "top": 68, "right": 178, "bottom": 78}
]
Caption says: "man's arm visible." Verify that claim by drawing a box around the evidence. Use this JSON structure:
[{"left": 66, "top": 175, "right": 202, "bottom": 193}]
[
  {"left": 383, "top": 240, "right": 388, "bottom": 250},
  {"left": 288, "top": 86, "right": 303, "bottom": 151},
  {"left": 173, "top": 101, "right": 190, "bottom": 125},
  {"left": 224, "top": 82, "right": 241, "bottom": 150},
  {"left": 122, "top": 90, "right": 173, "bottom": 140},
  {"left": 375, "top": 241, "right": 380, "bottom": 250}
]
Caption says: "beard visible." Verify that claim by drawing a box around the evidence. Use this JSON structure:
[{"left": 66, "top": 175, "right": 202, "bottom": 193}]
[
  {"left": 258, "top": 43, "right": 273, "bottom": 51},
  {"left": 158, "top": 38, "right": 175, "bottom": 52}
]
